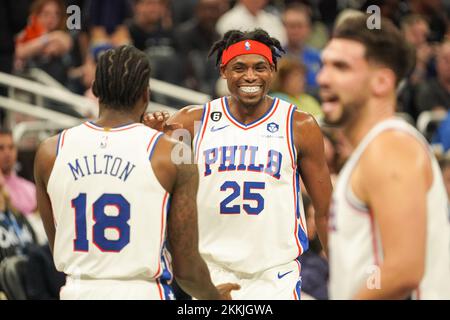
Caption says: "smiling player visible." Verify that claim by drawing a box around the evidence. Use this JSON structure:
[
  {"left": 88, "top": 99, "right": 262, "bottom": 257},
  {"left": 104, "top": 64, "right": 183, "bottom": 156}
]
[{"left": 145, "top": 29, "right": 332, "bottom": 299}]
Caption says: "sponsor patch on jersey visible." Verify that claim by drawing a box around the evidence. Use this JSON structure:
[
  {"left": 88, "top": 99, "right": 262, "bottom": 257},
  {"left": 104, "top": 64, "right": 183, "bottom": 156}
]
[
  {"left": 211, "top": 111, "right": 222, "bottom": 122},
  {"left": 267, "top": 122, "right": 279, "bottom": 133}
]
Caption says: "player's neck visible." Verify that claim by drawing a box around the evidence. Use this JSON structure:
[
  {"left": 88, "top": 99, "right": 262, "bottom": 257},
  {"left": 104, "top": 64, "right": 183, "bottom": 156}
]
[
  {"left": 228, "top": 96, "right": 273, "bottom": 125},
  {"left": 95, "top": 108, "right": 142, "bottom": 128},
  {"left": 344, "top": 97, "right": 396, "bottom": 147}
]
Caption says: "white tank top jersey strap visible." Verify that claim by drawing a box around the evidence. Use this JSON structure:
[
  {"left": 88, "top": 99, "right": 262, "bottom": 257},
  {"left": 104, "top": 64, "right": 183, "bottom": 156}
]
[
  {"left": 329, "top": 118, "right": 450, "bottom": 300},
  {"left": 194, "top": 96, "right": 307, "bottom": 298},
  {"left": 47, "top": 121, "right": 174, "bottom": 300}
]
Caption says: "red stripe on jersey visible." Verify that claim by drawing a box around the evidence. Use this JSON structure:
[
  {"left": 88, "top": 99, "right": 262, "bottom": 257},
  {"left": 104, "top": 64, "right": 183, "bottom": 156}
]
[
  {"left": 147, "top": 131, "right": 161, "bottom": 152},
  {"left": 61, "top": 129, "right": 67, "bottom": 149},
  {"left": 153, "top": 192, "right": 169, "bottom": 279},
  {"left": 286, "top": 104, "right": 296, "bottom": 169},
  {"left": 369, "top": 209, "right": 380, "bottom": 266},
  {"left": 292, "top": 171, "right": 303, "bottom": 256},
  {"left": 83, "top": 122, "right": 143, "bottom": 132},
  {"left": 195, "top": 102, "right": 211, "bottom": 162},
  {"left": 156, "top": 280, "right": 164, "bottom": 300}
]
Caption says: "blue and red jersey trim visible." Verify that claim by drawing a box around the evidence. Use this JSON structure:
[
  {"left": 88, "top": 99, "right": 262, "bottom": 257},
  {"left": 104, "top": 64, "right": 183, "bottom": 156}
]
[
  {"left": 221, "top": 97, "right": 280, "bottom": 130},
  {"left": 83, "top": 121, "right": 144, "bottom": 132},
  {"left": 147, "top": 132, "right": 164, "bottom": 160},
  {"left": 194, "top": 103, "right": 211, "bottom": 163}
]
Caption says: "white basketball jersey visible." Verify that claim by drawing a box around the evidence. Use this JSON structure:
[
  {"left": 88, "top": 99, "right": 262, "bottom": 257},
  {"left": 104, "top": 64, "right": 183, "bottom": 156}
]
[
  {"left": 194, "top": 96, "right": 308, "bottom": 274},
  {"left": 329, "top": 118, "right": 450, "bottom": 299},
  {"left": 47, "top": 122, "right": 173, "bottom": 286}
]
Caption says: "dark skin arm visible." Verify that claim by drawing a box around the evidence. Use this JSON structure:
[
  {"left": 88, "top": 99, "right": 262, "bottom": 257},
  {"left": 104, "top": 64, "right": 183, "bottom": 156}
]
[
  {"left": 294, "top": 111, "right": 333, "bottom": 255},
  {"left": 148, "top": 135, "right": 239, "bottom": 299},
  {"left": 34, "top": 135, "right": 59, "bottom": 253},
  {"left": 144, "top": 106, "right": 204, "bottom": 142}
]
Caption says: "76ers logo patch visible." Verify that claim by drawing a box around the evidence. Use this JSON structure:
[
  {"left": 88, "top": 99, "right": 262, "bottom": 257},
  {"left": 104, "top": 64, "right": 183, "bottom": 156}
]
[
  {"left": 211, "top": 112, "right": 222, "bottom": 122},
  {"left": 245, "top": 41, "right": 251, "bottom": 50},
  {"left": 267, "top": 122, "right": 279, "bottom": 133}
]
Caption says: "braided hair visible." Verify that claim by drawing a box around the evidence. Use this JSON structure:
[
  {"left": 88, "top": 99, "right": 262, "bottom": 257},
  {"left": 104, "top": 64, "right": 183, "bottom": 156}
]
[
  {"left": 92, "top": 45, "right": 151, "bottom": 110},
  {"left": 208, "top": 29, "right": 285, "bottom": 70}
]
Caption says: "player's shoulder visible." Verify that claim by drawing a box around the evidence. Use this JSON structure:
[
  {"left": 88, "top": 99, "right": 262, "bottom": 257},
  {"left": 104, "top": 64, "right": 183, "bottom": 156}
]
[
  {"left": 292, "top": 109, "right": 322, "bottom": 138},
  {"left": 369, "top": 128, "right": 427, "bottom": 158},
  {"left": 175, "top": 105, "right": 205, "bottom": 120},
  {"left": 37, "top": 134, "right": 60, "bottom": 158},
  {"left": 34, "top": 134, "right": 60, "bottom": 180},
  {"left": 169, "top": 104, "right": 208, "bottom": 135},
  {"left": 361, "top": 127, "right": 431, "bottom": 174},
  {"left": 293, "top": 109, "right": 316, "bottom": 125}
]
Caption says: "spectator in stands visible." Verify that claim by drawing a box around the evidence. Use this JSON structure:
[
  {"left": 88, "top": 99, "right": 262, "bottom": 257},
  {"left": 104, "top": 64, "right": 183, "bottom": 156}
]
[
  {"left": 88, "top": 0, "right": 133, "bottom": 47},
  {"left": 432, "top": 111, "right": 450, "bottom": 154},
  {"left": 14, "top": 0, "right": 73, "bottom": 85},
  {"left": 125, "top": 0, "right": 182, "bottom": 85},
  {"left": 416, "top": 40, "right": 450, "bottom": 113},
  {"left": 397, "top": 15, "right": 436, "bottom": 120},
  {"left": 282, "top": 3, "right": 322, "bottom": 94},
  {"left": 408, "top": 0, "right": 448, "bottom": 43},
  {"left": 0, "top": 0, "right": 31, "bottom": 76},
  {"left": 0, "top": 147, "right": 37, "bottom": 265},
  {"left": 401, "top": 15, "right": 434, "bottom": 86},
  {"left": 174, "top": 0, "right": 225, "bottom": 96},
  {"left": 170, "top": 0, "right": 200, "bottom": 26},
  {"left": 216, "top": 0, "right": 287, "bottom": 46},
  {"left": 0, "top": 0, "right": 32, "bottom": 125},
  {"left": 270, "top": 57, "right": 323, "bottom": 119},
  {"left": 0, "top": 184, "right": 37, "bottom": 265},
  {"left": 0, "top": 130, "right": 36, "bottom": 216},
  {"left": 298, "top": 194, "right": 328, "bottom": 300}
]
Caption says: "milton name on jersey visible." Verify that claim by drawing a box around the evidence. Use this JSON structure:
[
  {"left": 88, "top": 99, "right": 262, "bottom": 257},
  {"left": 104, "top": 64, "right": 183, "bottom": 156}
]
[{"left": 66, "top": 154, "right": 137, "bottom": 182}]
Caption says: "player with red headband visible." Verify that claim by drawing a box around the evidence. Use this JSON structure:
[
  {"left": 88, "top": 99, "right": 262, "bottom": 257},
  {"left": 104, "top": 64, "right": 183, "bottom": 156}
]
[{"left": 145, "top": 29, "right": 332, "bottom": 299}]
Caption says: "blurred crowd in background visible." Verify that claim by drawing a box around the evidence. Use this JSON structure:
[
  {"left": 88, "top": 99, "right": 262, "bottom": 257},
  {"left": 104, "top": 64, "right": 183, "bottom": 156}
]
[{"left": 0, "top": 0, "right": 449, "bottom": 300}]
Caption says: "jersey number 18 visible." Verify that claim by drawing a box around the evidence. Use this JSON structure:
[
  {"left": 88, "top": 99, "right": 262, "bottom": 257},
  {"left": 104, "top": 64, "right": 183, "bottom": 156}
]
[{"left": 72, "top": 193, "right": 130, "bottom": 252}]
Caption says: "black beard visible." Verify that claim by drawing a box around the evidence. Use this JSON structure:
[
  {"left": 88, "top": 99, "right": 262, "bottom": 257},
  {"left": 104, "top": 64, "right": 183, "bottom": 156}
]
[{"left": 322, "top": 100, "right": 362, "bottom": 128}]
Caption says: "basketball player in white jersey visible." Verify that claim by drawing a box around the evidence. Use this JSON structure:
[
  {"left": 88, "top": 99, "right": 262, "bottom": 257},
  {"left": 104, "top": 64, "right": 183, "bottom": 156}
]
[
  {"left": 34, "top": 45, "right": 238, "bottom": 300},
  {"left": 145, "top": 29, "right": 333, "bottom": 299},
  {"left": 318, "top": 15, "right": 450, "bottom": 299}
]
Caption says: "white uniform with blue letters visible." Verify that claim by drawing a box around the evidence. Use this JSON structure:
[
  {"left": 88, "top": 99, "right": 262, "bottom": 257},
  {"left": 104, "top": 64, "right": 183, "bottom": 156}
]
[
  {"left": 329, "top": 118, "right": 450, "bottom": 299},
  {"left": 194, "top": 96, "right": 306, "bottom": 299},
  {"left": 47, "top": 122, "right": 174, "bottom": 300}
]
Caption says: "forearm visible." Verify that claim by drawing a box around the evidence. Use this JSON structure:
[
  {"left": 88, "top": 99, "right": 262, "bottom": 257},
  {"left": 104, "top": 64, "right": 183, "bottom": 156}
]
[
  {"left": 16, "top": 36, "right": 48, "bottom": 60},
  {"left": 353, "top": 264, "right": 420, "bottom": 299},
  {"left": 174, "top": 256, "right": 221, "bottom": 300},
  {"left": 314, "top": 214, "right": 328, "bottom": 256}
]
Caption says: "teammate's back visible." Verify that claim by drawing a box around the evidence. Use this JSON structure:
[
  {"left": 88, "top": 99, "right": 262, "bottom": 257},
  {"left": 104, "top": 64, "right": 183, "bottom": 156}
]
[{"left": 48, "top": 122, "right": 167, "bottom": 281}]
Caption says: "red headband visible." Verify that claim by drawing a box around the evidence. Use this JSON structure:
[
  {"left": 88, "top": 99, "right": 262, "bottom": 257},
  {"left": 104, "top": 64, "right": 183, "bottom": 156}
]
[{"left": 221, "top": 40, "right": 273, "bottom": 66}]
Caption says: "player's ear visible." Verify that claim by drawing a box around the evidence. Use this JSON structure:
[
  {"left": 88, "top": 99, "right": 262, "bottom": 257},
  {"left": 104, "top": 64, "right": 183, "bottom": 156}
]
[
  {"left": 220, "top": 64, "right": 227, "bottom": 79},
  {"left": 371, "top": 68, "right": 395, "bottom": 97}
]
